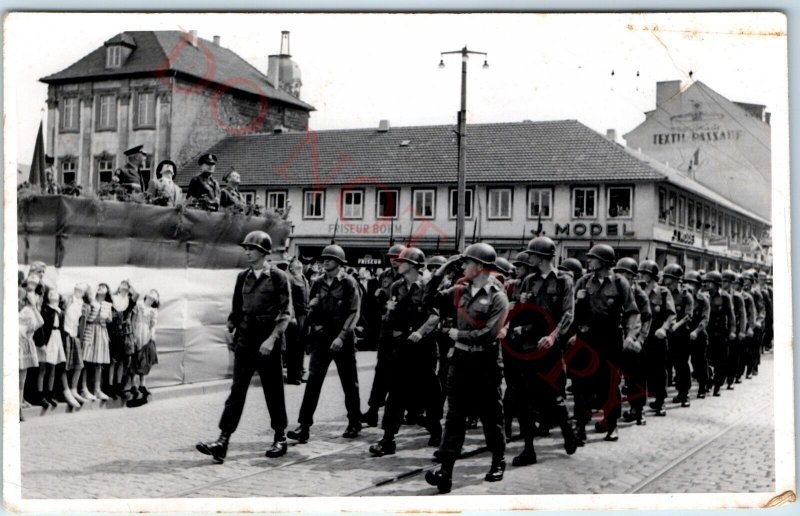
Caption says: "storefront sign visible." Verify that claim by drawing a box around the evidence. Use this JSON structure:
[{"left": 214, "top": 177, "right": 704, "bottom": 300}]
[
  {"left": 652, "top": 129, "right": 742, "bottom": 145},
  {"left": 554, "top": 222, "right": 634, "bottom": 237},
  {"left": 357, "top": 256, "right": 383, "bottom": 266},
  {"left": 329, "top": 222, "right": 401, "bottom": 235},
  {"left": 671, "top": 229, "right": 696, "bottom": 245}
]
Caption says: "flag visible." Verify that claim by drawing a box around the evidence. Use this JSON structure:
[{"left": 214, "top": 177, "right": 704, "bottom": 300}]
[{"left": 29, "top": 121, "right": 46, "bottom": 187}]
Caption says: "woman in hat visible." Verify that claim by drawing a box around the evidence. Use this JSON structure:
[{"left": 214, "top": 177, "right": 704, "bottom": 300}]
[{"left": 147, "top": 160, "right": 183, "bottom": 207}]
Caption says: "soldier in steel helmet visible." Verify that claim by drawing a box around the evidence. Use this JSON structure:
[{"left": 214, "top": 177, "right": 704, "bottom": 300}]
[
  {"left": 361, "top": 244, "right": 407, "bottom": 427},
  {"left": 502, "top": 237, "right": 579, "bottom": 467},
  {"left": 756, "top": 271, "right": 773, "bottom": 354},
  {"left": 287, "top": 245, "right": 363, "bottom": 444},
  {"left": 612, "top": 258, "right": 651, "bottom": 426},
  {"left": 425, "top": 243, "right": 510, "bottom": 493},
  {"left": 722, "top": 270, "right": 748, "bottom": 389},
  {"left": 368, "top": 247, "right": 443, "bottom": 457},
  {"left": 683, "top": 271, "right": 711, "bottom": 398},
  {"left": 569, "top": 244, "right": 639, "bottom": 443},
  {"left": 731, "top": 273, "right": 756, "bottom": 382},
  {"left": 701, "top": 271, "right": 736, "bottom": 397},
  {"left": 741, "top": 271, "right": 766, "bottom": 377},
  {"left": 661, "top": 264, "right": 695, "bottom": 407},
  {"left": 558, "top": 258, "right": 584, "bottom": 282},
  {"left": 635, "top": 260, "right": 676, "bottom": 417},
  {"left": 196, "top": 231, "right": 291, "bottom": 463}
]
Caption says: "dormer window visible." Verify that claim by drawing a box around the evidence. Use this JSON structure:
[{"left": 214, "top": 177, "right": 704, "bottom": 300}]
[{"left": 106, "top": 45, "right": 122, "bottom": 68}]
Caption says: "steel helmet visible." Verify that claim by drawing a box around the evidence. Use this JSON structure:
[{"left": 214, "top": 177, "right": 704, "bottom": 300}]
[
  {"left": 525, "top": 236, "right": 556, "bottom": 257},
  {"left": 426, "top": 255, "right": 447, "bottom": 268},
  {"left": 638, "top": 260, "right": 659, "bottom": 279},
  {"left": 558, "top": 258, "right": 584, "bottom": 279},
  {"left": 683, "top": 271, "right": 702, "bottom": 285},
  {"left": 320, "top": 244, "right": 347, "bottom": 265},
  {"left": 721, "top": 269, "right": 737, "bottom": 283},
  {"left": 395, "top": 247, "right": 426, "bottom": 266},
  {"left": 239, "top": 230, "right": 272, "bottom": 254},
  {"left": 586, "top": 244, "right": 616, "bottom": 265},
  {"left": 662, "top": 264, "right": 685, "bottom": 280},
  {"left": 702, "top": 271, "right": 723, "bottom": 285},
  {"left": 613, "top": 257, "right": 639, "bottom": 276},
  {"left": 493, "top": 257, "right": 515, "bottom": 276},
  {"left": 512, "top": 251, "right": 530, "bottom": 267},
  {"left": 741, "top": 271, "right": 755, "bottom": 282},
  {"left": 387, "top": 244, "right": 406, "bottom": 258},
  {"left": 462, "top": 242, "right": 497, "bottom": 266}
]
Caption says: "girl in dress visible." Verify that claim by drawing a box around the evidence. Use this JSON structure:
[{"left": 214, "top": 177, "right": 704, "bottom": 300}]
[
  {"left": 63, "top": 283, "right": 89, "bottom": 404},
  {"left": 83, "top": 283, "right": 113, "bottom": 401},
  {"left": 109, "top": 281, "right": 138, "bottom": 399},
  {"left": 127, "top": 290, "right": 160, "bottom": 406},
  {"left": 34, "top": 288, "right": 80, "bottom": 409},
  {"left": 19, "top": 286, "right": 43, "bottom": 420}
]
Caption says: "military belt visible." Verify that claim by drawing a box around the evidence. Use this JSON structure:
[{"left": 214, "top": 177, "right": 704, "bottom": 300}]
[{"left": 454, "top": 342, "right": 484, "bottom": 353}]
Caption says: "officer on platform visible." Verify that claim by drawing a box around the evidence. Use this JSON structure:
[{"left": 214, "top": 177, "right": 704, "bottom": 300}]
[
  {"left": 368, "top": 247, "right": 442, "bottom": 457},
  {"left": 504, "top": 237, "right": 579, "bottom": 467},
  {"left": 113, "top": 145, "right": 147, "bottom": 193},
  {"left": 361, "top": 243, "right": 406, "bottom": 427},
  {"left": 187, "top": 153, "right": 221, "bottom": 211},
  {"left": 702, "top": 271, "right": 736, "bottom": 397},
  {"left": 425, "top": 243, "right": 509, "bottom": 493},
  {"left": 287, "top": 245, "right": 363, "bottom": 443},
  {"left": 570, "top": 244, "right": 640, "bottom": 443},
  {"left": 662, "top": 264, "right": 695, "bottom": 407},
  {"left": 196, "top": 231, "right": 291, "bottom": 463},
  {"left": 683, "top": 271, "right": 711, "bottom": 398}
]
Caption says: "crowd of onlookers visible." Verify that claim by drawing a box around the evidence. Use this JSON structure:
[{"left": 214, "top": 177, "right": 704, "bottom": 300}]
[{"left": 18, "top": 261, "right": 160, "bottom": 420}]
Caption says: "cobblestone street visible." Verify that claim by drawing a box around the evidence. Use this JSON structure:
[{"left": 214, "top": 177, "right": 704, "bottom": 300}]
[{"left": 20, "top": 352, "right": 775, "bottom": 499}]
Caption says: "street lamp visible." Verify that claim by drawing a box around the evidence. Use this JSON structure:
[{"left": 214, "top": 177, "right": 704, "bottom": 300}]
[{"left": 439, "top": 46, "right": 489, "bottom": 252}]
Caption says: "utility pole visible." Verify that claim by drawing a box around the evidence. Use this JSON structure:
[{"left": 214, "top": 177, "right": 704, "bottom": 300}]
[{"left": 439, "top": 46, "right": 488, "bottom": 252}]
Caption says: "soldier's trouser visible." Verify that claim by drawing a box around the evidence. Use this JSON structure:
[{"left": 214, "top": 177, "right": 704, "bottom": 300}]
[
  {"left": 726, "top": 336, "right": 744, "bottom": 385},
  {"left": 219, "top": 344, "right": 287, "bottom": 435},
  {"left": 298, "top": 339, "right": 361, "bottom": 428},
  {"left": 621, "top": 348, "right": 647, "bottom": 411},
  {"left": 644, "top": 335, "right": 669, "bottom": 406},
  {"left": 367, "top": 336, "right": 393, "bottom": 410},
  {"left": 438, "top": 348, "right": 505, "bottom": 461},
  {"left": 707, "top": 334, "right": 729, "bottom": 390},
  {"left": 382, "top": 339, "right": 443, "bottom": 437},
  {"left": 746, "top": 330, "right": 762, "bottom": 376},
  {"left": 285, "top": 314, "right": 306, "bottom": 381},
  {"left": 568, "top": 329, "right": 622, "bottom": 431},
  {"left": 436, "top": 333, "right": 452, "bottom": 394},
  {"left": 669, "top": 330, "right": 692, "bottom": 398},
  {"left": 689, "top": 331, "right": 709, "bottom": 393}
]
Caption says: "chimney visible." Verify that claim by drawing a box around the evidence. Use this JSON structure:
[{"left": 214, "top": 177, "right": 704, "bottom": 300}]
[
  {"left": 213, "top": 35, "right": 221, "bottom": 46},
  {"left": 280, "top": 31, "right": 291, "bottom": 55},
  {"left": 765, "top": 112, "right": 771, "bottom": 125},
  {"left": 378, "top": 120, "right": 390, "bottom": 132},
  {"left": 188, "top": 30, "right": 198, "bottom": 47},
  {"left": 606, "top": 129, "right": 617, "bottom": 142},
  {"left": 656, "top": 80, "right": 682, "bottom": 108}
]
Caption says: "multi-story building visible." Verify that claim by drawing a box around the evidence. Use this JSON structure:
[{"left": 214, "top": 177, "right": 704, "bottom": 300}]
[
  {"left": 177, "top": 120, "right": 771, "bottom": 271},
  {"left": 39, "top": 30, "right": 313, "bottom": 189},
  {"left": 624, "top": 80, "right": 771, "bottom": 221}
]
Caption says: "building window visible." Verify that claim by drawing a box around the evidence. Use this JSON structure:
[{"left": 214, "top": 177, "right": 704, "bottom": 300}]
[
  {"left": 413, "top": 189, "right": 435, "bottom": 219},
  {"left": 658, "top": 188, "right": 668, "bottom": 222},
  {"left": 527, "top": 188, "right": 552, "bottom": 219},
  {"left": 241, "top": 191, "right": 255, "bottom": 204},
  {"left": 678, "top": 195, "right": 686, "bottom": 227},
  {"left": 487, "top": 188, "right": 512, "bottom": 220},
  {"left": 607, "top": 186, "right": 632, "bottom": 218},
  {"left": 267, "top": 191, "right": 287, "bottom": 211},
  {"left": 735, "top": 219, "right": 742, "bottom": 241},
  {"left": 717, "top": 211, "right": 724, "bottom": 236},
  {"left": 668, "top": 191, "right": 677, "bottom": 226},
  {"left": 703, "top": 205, "right": 710, "bottom": 232},
  {"left": 60, "top": 97, "right": 79, "bottom": 132},
  {"left": 106, "top": 46, "right": 122, "bottom": 68},
  {"left": 97, "top": 157, "right": 115, "bottom": 184},
  {"left": 696, "top": 203, "right": 704, "bottom": 230},
  {"left": 710, "top": 208, "right": 717, "bottom": 234},
  {"left": 687, "top": 200, "right": 695, "bottom": 229},
  {"left": 61, "top": 160, "right": 77, "bottom": 184},
  {"left": 341, "top": 189, "right": 364, "bottom": 219},
  {"left": 449, "top": 188, "right": 474, "bottom": 219},
  {"left": 135, "top": 91, "right": 156, "bottom": 128},
  {"left": 96, "top": 94, "right": 117, "bottom": 131},
  {"left": 303, "top": 190, "right": 324, "bottom": 219},
  {"left": 573, "top": 187, "right": 596, "bottom": 219},
  {"left": 377, "top": 189, "right": 399, "bottom": 219}
]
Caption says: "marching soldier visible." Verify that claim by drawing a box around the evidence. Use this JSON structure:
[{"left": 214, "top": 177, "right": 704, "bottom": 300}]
[
  {"left": 196, "top": 231, "right": 291, "bottom": 463},
  {"left": 662, "top": 264, "right": 694, "bottom": 407},
  {"left": 287, "top": 245, "right": 363, "bottom": 443},
  {"left": 569, "top": 244, "right": 639, "bottom": 443},
  {"left": 742, "top": 271, "right": 766, "bottom": 377},
  {"left": 361, "top": 244, "right": 406, "bottom": 427},
  {"left": 113, "top": 145, "right": 147, "bottom": 193},
  {"left": 684, "top": 271, "right": 711, "bottom": 398},
  {"left": 721, "top": 270, "right": 747, "bottom": 390},
  {"left": 369, "top": 247, "right": 442, "bottom": 456},
  {"left": 732, "top": 274, "right": 756, "bottom": 382},
  {"left": 503, "top": 237, "right": 579, "bottom": 467},
  {"left": 757, "top": 271, "right": 773, "bottom": 354},
  {"left": 557, "top": 258, "right": 584, "bottom": 281},
  {"left": 613, "top": 258, "right": 651, "bottom": 426},
  {"left": 702, "top": 271, "right": 736, "bottom": 397},
  {"left": 425, "top": 244, "right": 509, "bottom": 493}
]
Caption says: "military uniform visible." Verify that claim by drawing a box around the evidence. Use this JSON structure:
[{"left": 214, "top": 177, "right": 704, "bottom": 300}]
[
  {"left": 621, "top": 282, "right": 651, "bottom": 418},
  {"left": 688, "top": 290, "right": 711, "bottom": 396},
  {"left": 746, "top": 284, "right": 766, "bottom": 375},
  {"left": 114, "top": 161, "right": 145, "bottom": 193},
  {"left": 285, "top": 272, "right": 310, "bottom": 384},
  {"left": 738, "top": 288, "right": 756, "bottom": 380},
  {"left": 668, "top": 286, "right": 695, "bottom": 401},
  {"left": 726, "top": 288, "right": 747, "bottom": 388},
  {"left": 364, "top": 267, "right": 401, "bottom": 416},
  {"left": 296, "top": 270, "right": 362, "bottom": 429},
  {"left": 219, "top": 264, "right": 291, "bottom": 436},
  {"left": 706, "top": 290, "right": 736, "bottom": 394},
  {"left": 220, "top": 185, "right": 247, "bottom": 212}
]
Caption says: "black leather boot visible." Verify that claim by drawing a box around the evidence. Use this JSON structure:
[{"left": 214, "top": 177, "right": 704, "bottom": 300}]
[
  {"left": 512, "top": 445, "right": 537, "bottom": 466},
  {"left": 368, "top": 438, "right": 396, "bottom": 457},
  {"left": 485, "top": 456, "right": 506, "bottom": 482},
  {"left": 287, "top": 425, "right": 310, "bottom": 443},
  {"left": 196, "top": 431, "right": 230, "bottom": 464},
  {"left": 360, "top": 407, "right": 379, "bottom": 427},
  {"left": 555, "top": 405, "right": 578, "bottom": 455},
  {"left": 265, "top": 438, "right": 288, "bottom": 458},
  {"left": 425, "top": 460, "right": 453, "bottom": 493}
]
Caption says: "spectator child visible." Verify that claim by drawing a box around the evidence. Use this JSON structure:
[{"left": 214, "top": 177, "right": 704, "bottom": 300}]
[
  {"left": 83, "top": 283, "right": 113, "bottom": 400},
  {"left": 109, "top": 281, "right": 138, "bottom": 399},
  {"left": 63, "top": 283, "right": 89, "bottom": 403},
  {"left": 19, "top": 286, "right": 43, "bottom": 419},
  {"left": 126, "top": 290, "right": 160, "bottom": 407},
  {"left": 34, "top": 288, "right": 80, "bottom": 409}
]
